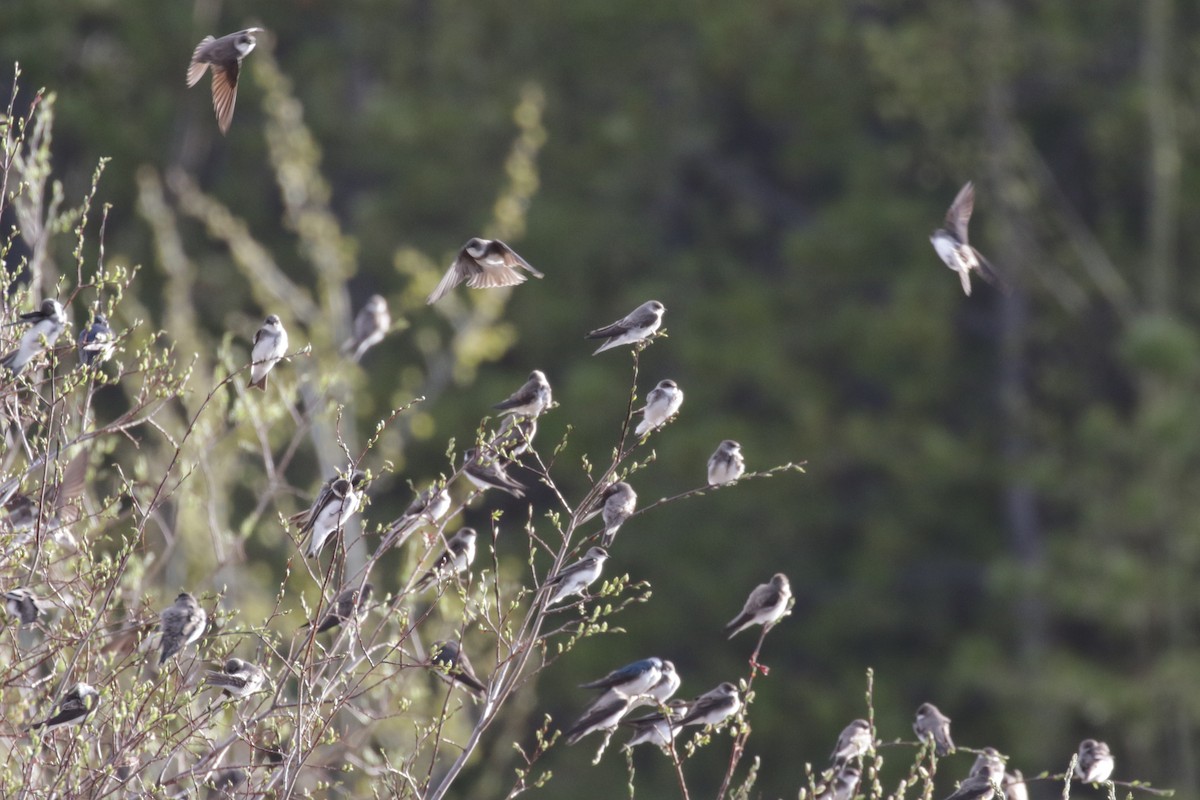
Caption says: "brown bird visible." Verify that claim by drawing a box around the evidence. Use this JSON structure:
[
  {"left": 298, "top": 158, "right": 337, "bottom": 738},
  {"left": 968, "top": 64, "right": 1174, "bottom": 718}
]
[
  {"left": 186, "top": 28, "right": 264, "bottom": 134},
  {"left": 426, "top": 239, "right": 543, "bottom": 305}
]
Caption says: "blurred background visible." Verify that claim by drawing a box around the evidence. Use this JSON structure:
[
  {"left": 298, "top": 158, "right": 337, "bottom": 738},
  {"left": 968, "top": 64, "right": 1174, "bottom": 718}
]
[{"left": 3, "top": 0, "right": 1197, "bottom": 797}]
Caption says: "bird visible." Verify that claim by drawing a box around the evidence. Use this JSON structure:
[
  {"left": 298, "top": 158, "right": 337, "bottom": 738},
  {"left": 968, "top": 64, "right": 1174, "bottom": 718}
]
[
  {"left": 158, "top": 592, "right": 207, "bottom": 666},
  {"left": 970, "top": 748, "right": 1006, "bottom": 780},
  {"left": 830, "top": 719, "right": 873, "bottom": 764},
  {"left": 413, "top": 527, "right": 477, "bottom": 591},
  {"left": 544, "top": 546, "right": 609, "bottom": 607},
  {"left": 488, "top": 415, "right": 537, "bottom": 461},
  {"left": 914, "top": 702, "right": 955, "bottom": 756},
  {"left": 310, "top": 583, "right": 373, "bottom": 634},
  {"left": 1, "top": 450, "right": 89, "bottom": 549},
  {"left": 248, "top": 314, "right": 288, "bottom": 390},
  {"left": 585, "top": 300, "right": 666, "bottom": 355},
  {"left": 380, "top": 484, "right": 451, "bottom": 551},
  {"left": 430, "top": 640, "right": 487, "bottom": 697},
  {"left": 564, "top": 693, "right": 633, "bottom": 745},
  {"left": 493, "top": 370, "right": 552, "bottom": 418},
  {"left": 724, "top": 573, "right": 792, "bottom": 639},
  {"left": 1003, "top": 769, "right": 1029, "bottom": 800},
  {"left": 817, "top": 764, "right": 862, "bottom": 800},
  {"left": 77, "top": 313, "right": 115, "bottom": 367},
  {"left": 462, "top": 448, "right": 526, "bottom": 497},
  {"left": 930, "top": 181, "right": 1004, "bottom": 296},
  {"left": 342, "top": 294, "right": 390, "bottom": 362},
  {"left": 426, "top": 238, "right": 543, "bottom": 305},
  {"left": 28, "top": 682, "right": 100, "bottom": 732},
  {"left": 290, "top": 470, "right": 367, "bottom": 558},
  {"left": 942, "top": 772, "right": 1001, "bottom": 800},
  {"left": 707, "top": 440, "right": 745, "bottom": 486},
  {"left": 186, "top": 28, "right": 263, "bottom": 134},
  {"left": 635, "top": 379, "right": 683, "bottom": 436},
  {"left": 204, "top": 658, "right": 267, "bottom": 700},
  {"left": 584, "top": 658, "right": 679, "bottom": 719},
  {"left": 2, "top": 299, "right": 66, "bottom": 376},
  {"left": 580, "top": 481, "right": 637, "bottom": 548},
  {"left": 622, "top": 699, "right": 690, "bottom": 750},
  {"left": 5, "top": 588, "right": 46, "bottom": 625},
  {"left": 579, "top": 657, "right": 664, "bottom": 699},
  {"left": 1074, "top": 739, "right": 1114, "bottom": 784},
  {"left": 676, "top": 682, "right": 741, "bottom": 728}
]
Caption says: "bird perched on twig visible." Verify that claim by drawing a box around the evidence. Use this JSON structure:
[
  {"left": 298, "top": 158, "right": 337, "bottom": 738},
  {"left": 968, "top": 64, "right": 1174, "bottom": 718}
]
[
  {"left": 77, "top": 313, "right": 115, "bottom": 367},
  {"left": 427, "top": 238, "right": 543, "bottom": 305},
  {"left": 27, "top": 682, "right": 100, "bottom": 732},
  {"left": 248, "top": 314, "right": 288, "bottom": 390},
  {"left": 707, "top": 440, "right": 745, "bottom": 486},
  {"left": 187, "top": 28, "right": 264, "bottom": 134},
  {"left": 676, "top": 682, "right": 741, "bottom": 728},
  {"left": 544, "top": 547, "right": 608, "bottom": 607},
  {"left": 724, "top": 573, "right": 792, "bottom": 639},
  {"left": 342, "top": 294, "right": 391, "bottom": 362},
  {"left": 580, "top": 481, "right": 637, "bottom": 548},
  {"left": 1074, "top": 739, "right": 1114, "bottom": 784},
  {"left": 157, "top": 592, "right": 207, "bottom": 666},
  {"left": 462, "top": 448, "right": 526, "bottom": 497},
  {"left": 914, "top": 702, "right": 955, "bottom": 756},
  {"left": 830, "top": 719, "right": 873, "bottom": 765},
  {"left": 413, "top": 528, "right": 477, "bottom": 591},
  {"left": 5, "top": 588, "right": 46, "bottom": 625},
  {"left": 429, "top": 640, "right": 487, "bottom": 697},
  {"left": 635, "top": 379, "right": 683, "bottom": 436},
  {"left": 204, "top": 658, "right": 267, "bottom": 700},
  {"left": 585, "top": 300, "right": 665, "bottom": 355},
  {"left": 308, "top": 583, "right": 373, "bottom": 634},
  {"left": 291, "top": 470, "right": 367, "bottom": 557},
  {"left": 492, "top": 370, "right": 552, "bottom": 418},
  {"left": 2, "top": 299, "right": 66, "bottom": 377}
]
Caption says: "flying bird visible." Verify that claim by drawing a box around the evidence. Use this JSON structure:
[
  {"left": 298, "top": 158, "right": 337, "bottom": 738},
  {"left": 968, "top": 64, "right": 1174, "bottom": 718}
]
[
  {"left": 677, "top": 682, "right": 741, "bottom": 728},
  {"left": 635, "top": 379, "right": 683, "bottom": 436},
  {"left": 930, "top": 181, "right": 1005, "bottom": 296},
  {"left": 342, "top": 294, "right": 391, "bottom": 362},
  {"left": 248, "top": 314, "right": 288, "bottom": 390},
  {"left": 77, "top": 314, "right": 115, "bottom": 367},
  {"left": 28, "top": 682, "right": 100, "bottom": 732},
  {"left": 462, "top": 448, "right": 526, "bottom": 497},
  {"left": 413, "top": 527, "right": 478, "bottom": 591},
  {"left": 817, "top": 764, "right": 862, "bottom": 800},
  {"left": 707, "top": 440, "right": 745, "bottom": 486},
  {"left": 187, "top": 28, "right": 263, "bottom": 134},
  {"left": 310, "top": 583, "right": 373, "bottom": 634},
  {"left": 493, "top": 370, "right": 552, "bottom": 418},
  {"left": 205, "top": 658, "right": 267, "bottom": 700},
  {"left": 622, "top": 699, "right": 690, "bottom": 750},
  {"left": 290, "top": 470, "right": 367, "bottom": 557},
  {"left": 564, "top": 693, "right": 633, "bottom": 745},
  {"left": 158, "top": 592, "right": 207, "bottom": 666},
  {"left": 430, "top": 640, "right": 488, "bottom": 697},
  {"left": 580, "top": 481, "right": 637, "bottom": 548},
  {"left": 830, "top": 719, "right": 873, "bottom": 764},
  {"left": 5, "top": 588, "right": 46, "bottom": 625},
  {"left": 724, "top": 573, "right": 792, "bottom": 639},
  {"left": 585, "top": 300, "right": 665, "bottom": 355},
  {"left": 913, "top": 702, "right": 955, "bottom": 756},
  {"left": 1074, "top": 739, "right": 1114, "bottom": 784},
  {"left": 2, "top": 299, "right": 66, "bottom": 377},
  {"left": 426, "top": 238, "right": 543, "bottom": 305},
  {"left": 544, "top": 546, "right": 608, "bottom": 607}
]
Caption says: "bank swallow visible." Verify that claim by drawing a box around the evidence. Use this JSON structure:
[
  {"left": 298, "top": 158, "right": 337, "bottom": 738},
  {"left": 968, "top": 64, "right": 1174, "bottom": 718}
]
[
  {"left": 311, "top": 583, "right": 373, "bottom": 633},
  {"left": 930, "top": 181, "right": 1004, "bottom": 296},
  {"left": 493, "top": 370, "right": 552, "bottom": 418},
  {"left": 707, "top": 440, "right": 745, "bottom": 486},
  {"left": 77, "top": 314, "right": 115, "bottom": 367},
  {"left": 413, "top": 527, "right": 477, "bottom": 591},
  {"left": 159, "top": 592, "right": 207, "bottom": 665},
  {"left": 830, "top": 719, "right": 873, "bottom": 764},
  {"left": 290, "top": 470, "right": 367, "bottom": 558},
  {"left": 248, "top": 314, "right": 288, "bottom": 390},
  {"left": 970, "top": 748, "right": 1005, "bottom": 781},
  {"left": 914, "top": 702, "right": 955, "bottom": 756},
  {"left": 725, "top": 573, "right": 791, "bottom": 639},
  {"left": 1003, "top": 769, "right": 1028, "bottom": 800},
  {"left": 635, "top": 379, "right": 683, "bottom": 436},
  {"left": 463, "top": 448, "right": 525, "bottom": 497},
  {"left": 818, "top": 764, "right": 862, "bottom": 800},
  {"left": 1074, "top": 739, "right": 1114, "bottom": 784},
  {"left": 580, "top": 481, "right": 636, "bottom": 548},
  {"left": 489, "top": 415, "right": 537, "bottom": 461},
  {"left": 5, "top": 587, "right": 45, "bottom": 625},
  {"left": 342, "top": 294, "right": 390, "bottom": 362},
  {"left": 622, "top": 699, "right": 690, "bottom": 749},
  {"left": 28, "top": 682, "right": 100, "bottom": 732},
  {"left": 426, "top": 238, "right": 543, "bottom": 305},
  {"left": 565, "top": 693, "right": 633, "bottom": 745},
  {"left": 545, "top": 546, "right": 608, "bottom": 607},
  {"left": 381, "top": 484, "right": 451, "bottom": 550},
  {"left": 205, "top": 658, "right": 267, "bottom": 699},
  {"left": 2, "top": 299, "right": 66, "bottom": 376},
  {"left": 586, "top": 300, "right": 665, "bottom": 355},
  {"left": 943, "top": 772, "right": 1001, "bottom": 800},
  {"left": 677, "top": 682, "right": 741, "bottom": 728},
  {"left": 187, "top": 28, "right": 263, "bottom": 134},
  {"left": 430, "top": 640, "right": 487, "bottom": 697}
]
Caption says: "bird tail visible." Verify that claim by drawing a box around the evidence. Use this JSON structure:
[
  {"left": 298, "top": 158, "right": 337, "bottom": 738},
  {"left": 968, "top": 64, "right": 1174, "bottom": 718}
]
[
  {"left": 634, "top": 418, "right": 651, "bottom": 436},
  {"left": 723, "top": 617, "right": 747, "bottom": 640},
  {"left": 957, "top": 269, "right": 972, "bottom": 296},
  {"left": 249, "top": 375, "right": 267, "bottom": 391},
  {"left": 591, "top": 338, "right": 621, "bottom": 355}
]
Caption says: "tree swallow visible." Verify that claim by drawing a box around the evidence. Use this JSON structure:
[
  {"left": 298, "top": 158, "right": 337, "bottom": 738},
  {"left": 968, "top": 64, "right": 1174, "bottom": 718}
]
[
  {"left": 463, "top": 448, "right": 526, "bottom": 497},
  {"left": 290, "top": 470, "right": 367, "bottom": 558},
  {"left": 580, "top": 657, "right": 664, "bottom": 699},
  {"left": 930, "top": 181, "right": 1004, "bottom": 296},
  {"left": 77, "top": 313, "right": 115, "bottom": 367},
  {"left": 426, "top": 238, "right": 543, "bottom": 305},
  {"left": 430, "top": 639, "right": 487, "bottom": 697},
  {"left": 580, "top": 481, "right": 637, "bottom": 548},
  {"left": 413, "top": 527, "right": 477, "bottom": 591},
  {"left": 2, "top": 299, "right": 66, "bottom": 377},
  {"left": 205, "top": 657, "right": 267, "bottom": 699},
  {"left": 493, "top": 370, "right": 552, "bottom": 418},
  {"left": 28, "top": 682, "right": 100, "bottom": 732},
  {"left": 5, "top": 587, "right": 46, "bottom": 625},
  {"left": 622, "top": 699, "right": 690, "bottom": 750},
  {"left": 914, "top": 702, "right": 955, "bottom": 756},
  {"left": 585, "top": 300, "right": 666, "bottom": 355},
  {"left": 707, "top": 440, "right": 745, "bottom": 486},
  {"left": 187, "top": 28, "right": 263, "bottom": 134},
  {"left": 677, "top": 682, "right": 741, "bottom": 728},
  {"left": 158, "top": 592, "right": 207, "bottom": 666},
  {"left": 342, "top": 294, "right": 390, "bottom": 362},
  {"left": 1074, "top": 739, "right": 1114, "bottom": 784},
  {"left": 311, "top": 583, "right": 373, "bottom": 633},
  {"left": 817, "top": 764, "right": 862, "bottom": 800},
  {"left": 248, "top": 314, "right": 288, "bottom": 391},
  {"left": 830, "top": 719, "right": 873, "bottom": 764},
  {"left": 545, "top": 546, "right": 608, "bottom": 607},
  {"left": 724, "top": 573, "right": 792, "bottom": 639},
  {"left": 635, "top": 379, "right": 683, "bottom": 436},
  {"left": 564, "top": 693, "right": 633, "bottom": 745}
]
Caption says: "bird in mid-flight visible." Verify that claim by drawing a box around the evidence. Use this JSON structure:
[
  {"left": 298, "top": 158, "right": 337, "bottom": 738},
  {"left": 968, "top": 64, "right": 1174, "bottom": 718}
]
[
  {"left": 426, "top": 239, "right": 543, "bottom": 305},
  {"left": 187, "top": 28, "right": 264, "bottom": 134},
  {"left": 930, "top": 181, "right": 1005, "bottom": 296},
  {"left": 585, "top": 300, "right": 665, "bottom": 355},
  {"left": 249, "top": 314, "right": 288, "bottom": 390},
  {"left": 2, "top": 299, "right": 66, "bottom": 377}
]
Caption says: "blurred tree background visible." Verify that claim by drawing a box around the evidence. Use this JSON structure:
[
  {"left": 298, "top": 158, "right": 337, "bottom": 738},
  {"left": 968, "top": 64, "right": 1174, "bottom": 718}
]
[{"left": 2, "top": 0, "right": 1197, "bottom": 797}]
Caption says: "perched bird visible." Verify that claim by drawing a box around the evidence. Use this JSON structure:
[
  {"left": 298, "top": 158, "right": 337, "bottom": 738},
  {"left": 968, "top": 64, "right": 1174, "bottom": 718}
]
[
  {"left": 5, "top": 587, "right": 46, "bottom": 625},
  {"left": 290, "top": 470, "right": 367, "bottom": 558},
  {"left": 77, "top": 314, "right": 115, "bottom": 367},
  {"left": 430, "top": 640, "right": 487, "bottom": 697},
  {"left": 2, "top": 299, "right": 66, "bottom": 376},
  {"left": 585, "top": 658, "right": 679, "bottom": 717},
  {"left": 635, "top": 379, "right": 683, "bottom": 436},
  {"left": 545, "top": 546, "right": 609, "bottom": 607},
  {"left": 580, "top": 481, "right": 637, "bottom": 548},
  {"left": 724, "top": 573, "right": 792, "bottom": 639},
  {"left": 248, "top": 314, "right": 288, "bottom": 390},
  {"left": 342, "top": 294, "right": 390, "bottom": 362},
  {"left": 204, "top": 658, "right": 267, "bottom": 700},
  {"left": 1, "top": 450, "right": 89, "bottom": 549},
  {"left": 580, "top": 657, "right": 664, "bottom": 699},
  {"left": 426, "top": 238, "right": 543, "bottom": 305},
  {"left": 564, "top": 693, "right": 633, "bottom": 745},
  {"left": 914, "top": 702, "right": 955, "bottom": 756},
  {"left": 493, "top": 370, "right": 552, "bottom": 418},
  {"left": 462, "top": 448, "right": 526, "bottom": 497},
  {"left": 209, "top": 768, "right": 248, "bottom": 795},
  {"left": 380, "top": 484, "right": 451, "bottom": 551},
  {"left": 677, "top": 682, "right": 741, "bottom": 728},
  {"left": 817, "top": 764, "right": 862, "bottom": 800},
  {"left": 942, "top": 772, "right": 1000, "bottom": 800},
  {"left": 1074, "top": 739, "right": 1114, "bottom": 784},
  {"left": 970, "top": 748, "right": 1006, "bottom": 780},
  {"left": 622, "top": 699, "right": 690, "bottom": 750},
  {"left": 413, "top": 527, "right": 478, "bottom": 591},
  {"left": 707, "top": 440, "right": 745, "bottom": 486},
  {"left": 586, "top": 300, "right": 666, "bottom": 355},
  {"left": 830, "top": 719, "right": 873, "bottom": 764},
  {"left": 28, "top": 682, "right": 100, "bottom": 732},
  {"left": 489, "top": 415, "right": 537, "bottom": 461},
  {"left": 186, "top": 28, "right": 263, "bottom": 134},
  {"left": 1003, "top": 769, "right": 1029, "bottom": 800},
  {"left": 930, "top": 181, "right": 1004, "bottom": 296},
  {"left": 158, "top": 592, "right": 207, "bottom": 666},
  {"left": 310, "top": 583, "right": 373, "bottom": 634}
]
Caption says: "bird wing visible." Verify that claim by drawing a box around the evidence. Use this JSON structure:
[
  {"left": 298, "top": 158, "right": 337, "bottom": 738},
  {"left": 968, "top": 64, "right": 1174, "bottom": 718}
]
[
  {"left": 945, "top": 181, "right": 975, "bottom": 243},
  {"left": 187, "top": 37, "right": 215, "bottom": 86},
  {"left": 426, "top": 254, "right": 478, "bottom": 304},
  {"left": 210, "top": 61, "right": 240, "bottom": 134},
  {"left": 493, "top": 240, "right": 544, "bottom": 278}
]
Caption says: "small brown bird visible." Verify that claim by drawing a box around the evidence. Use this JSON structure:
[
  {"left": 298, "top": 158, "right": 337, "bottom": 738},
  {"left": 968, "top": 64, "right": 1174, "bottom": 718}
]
[
  {"left": 426, "top": 238, "right": 543, "bottom": 304},
  {"left": 930, "top": 181, "right": 1005, "bottom": 296},
  {"left": 187, "top": 28, "right": 264, "bottom": 134}
]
